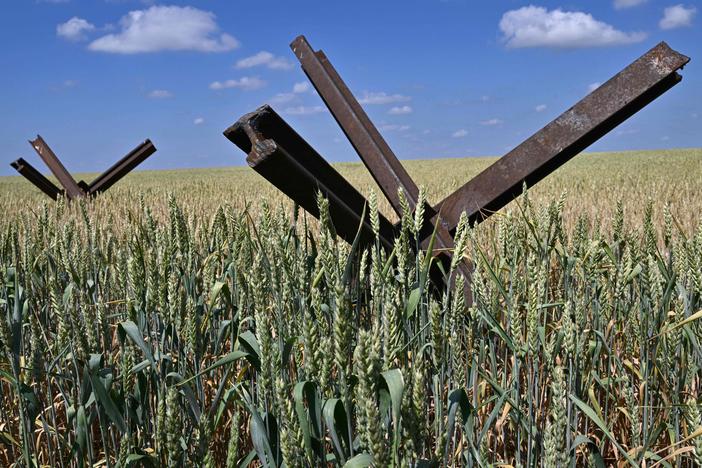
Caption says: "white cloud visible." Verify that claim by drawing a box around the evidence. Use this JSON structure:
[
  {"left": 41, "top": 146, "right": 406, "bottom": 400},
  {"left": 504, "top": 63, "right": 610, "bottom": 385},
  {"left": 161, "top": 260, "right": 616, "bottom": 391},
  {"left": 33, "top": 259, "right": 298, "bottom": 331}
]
[
  {"left": 359, "top": 91, "right": 411, "bottom": 105},
  {"left": 209, "top": 77, "right": 265, "bottom": 91},
  {"left": 270, "top": 92, "right": 296, "bottom": 104},
  {"left": 235, "top": 51, "right": 293, "bottom": 70},
  {"left": 193, "top": 117, "right": 205, "bottom": 125},
  {"left": 499, "top": 6, "right": 646, "bottom": 48},
  {"left": 481, "top": 118, "right": 503, "bottom": 126},
  {"left": 293, "top": 81, "right": 310, "bottom": 93},
  {"left": 535, "top": 104, "right": 547, "bottom": 112},
  {"left": 388, "top": 105, "right": 413, "bottom": 115},
  {"left": 270, "top": 81, "right": 311, "bottom": 104},
  {"left": 148, "top": 89, "right": 172, "bottom": 99},
  {"left": 89, "top": 6, "right": 239, "bottom": 54},
  {"left": 379, "top": 124, "right": 410, "bottom": 132},
  {"left": 588, "top": 82, "right": 601, "bottom": 92},
  {"left": 452, "top": 129, "right": 468, "bottom": 138},
  {"left": 614, "top": 0, "right": 646, "bottom": 10},
  {"left": 660, "top": 4, "right": 696, "bottom": 29},
  {"left": 283, "top": 105, "right": 325, "bottom": 115},
  {"left": 57, "top": 17, "right": 95, "bottom": 41}
]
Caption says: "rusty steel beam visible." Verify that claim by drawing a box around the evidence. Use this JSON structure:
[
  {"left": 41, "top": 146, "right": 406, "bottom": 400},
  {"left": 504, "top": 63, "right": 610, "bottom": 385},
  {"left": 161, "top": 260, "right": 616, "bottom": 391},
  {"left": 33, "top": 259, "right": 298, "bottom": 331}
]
[
  {"left": 224, "top": 105, "right": 396, "bottom": 251},
  {"left": 291, "top": 35, "right": 473, "bottom": 289},
  {"left": 87, "top": 140, "right": 156, "bottom": 195},
  {"left": 28, "top": 135, "right": 84, "bottom": 199},
  {"left": 290, "top": 36, "right": 461, "bottom": 251},
  {"left": 430, "top": 42, "right": 689, "bottom": 236},
  {"left": 10, "top": 158, "right": 63, "bottom": 200},
  {"left": 291, "top": 35, "right": 420, "bottom": 216}
]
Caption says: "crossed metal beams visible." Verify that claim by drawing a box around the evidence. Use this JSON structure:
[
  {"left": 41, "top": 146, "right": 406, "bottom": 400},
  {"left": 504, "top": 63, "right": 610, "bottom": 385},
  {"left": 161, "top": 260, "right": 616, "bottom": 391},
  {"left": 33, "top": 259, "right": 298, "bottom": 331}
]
[
  {"left": 225, "top": 37, "right": 688, "bottom": 298},
  {"left": 292, "top": 38, "right": 689, "bottom": 241},
  {"left": 11, "top": 135, "right": 156, "bottom": 200}
]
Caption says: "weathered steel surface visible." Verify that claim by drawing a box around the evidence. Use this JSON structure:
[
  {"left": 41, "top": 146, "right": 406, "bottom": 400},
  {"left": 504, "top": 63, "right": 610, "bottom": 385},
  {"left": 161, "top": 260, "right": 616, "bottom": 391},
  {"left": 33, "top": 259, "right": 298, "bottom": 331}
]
[
  {"left": 429, "top": 41, "right": 689, "bottom": 236},
  {"left": 291, "top": 35, "right": 420, "bottom": 215},
  {"left": 29, "top": 135, "right": 84, "bottom": 199},
  {"left": 16, "top": 136, "right": 157, "bottom": 200},
  {"left": 224, "top": 105, "right": 397, "bottom": 250},
  {"left": 10, "top": 158, "right": 63, "bottom": 199},
  {"left": 88, "top": 140, "right": 156, "bottom": 194},
  {"left": 290, "top": 36, "right": 461, "bottom": 255},
  {"left": 225, "top": 38, "right": 687, "bottom": 304},
  {"left": 291, "top": 35, "right": 478, "bottom": 293}
]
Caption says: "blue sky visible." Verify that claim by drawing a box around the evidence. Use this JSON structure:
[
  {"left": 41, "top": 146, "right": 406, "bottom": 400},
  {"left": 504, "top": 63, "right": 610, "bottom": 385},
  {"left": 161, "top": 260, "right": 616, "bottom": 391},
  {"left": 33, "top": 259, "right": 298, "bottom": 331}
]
[{"left": 0, "top": 0, "right": 699, "bottom": 176}]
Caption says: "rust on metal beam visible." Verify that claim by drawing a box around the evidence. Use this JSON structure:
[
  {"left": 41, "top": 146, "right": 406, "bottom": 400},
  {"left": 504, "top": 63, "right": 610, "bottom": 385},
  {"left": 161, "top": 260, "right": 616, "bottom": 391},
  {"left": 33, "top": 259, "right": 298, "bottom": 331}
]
[
  {"left": 290, "top": 36, "right": 459, "bottom": 250},
  {"left": 88, "top": 140, "right": 156, "bottom": 195},
  {"left": 224, "top": 105, "right": 397, "bottom": 251},
  {"left": 28, "top": 135, "right": 84, "bottom": 199},
  {"left": 430, "top": 42, "right": 689, "bottom": 235},
  {"left": 291, "top": 35, "right": 476, "bottom": 291},
  {"left": 291, "top": 35, "right": 421, "bottom": 215},
  {"left": 10, "top": 158, "right": 63, "bottom": 200}
]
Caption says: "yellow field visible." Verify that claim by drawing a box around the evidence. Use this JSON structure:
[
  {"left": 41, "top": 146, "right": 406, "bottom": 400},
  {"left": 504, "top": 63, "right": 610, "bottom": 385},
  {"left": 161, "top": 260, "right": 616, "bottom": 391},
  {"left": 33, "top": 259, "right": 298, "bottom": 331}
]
[{"left": 2, "top": 148, "right": 700, "bottom": 231}]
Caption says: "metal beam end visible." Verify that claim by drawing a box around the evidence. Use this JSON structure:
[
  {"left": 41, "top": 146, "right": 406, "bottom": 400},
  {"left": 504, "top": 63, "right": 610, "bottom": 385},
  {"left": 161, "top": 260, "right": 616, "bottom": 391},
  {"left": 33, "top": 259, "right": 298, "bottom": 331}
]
[
  {"left": 246, "top": 139, "right": 278, "bottom": 167},
  {"left": 646, "top": 42, "right": 690, "bottom": 78},
  {"left": 224, "top": 105, "right": 279, "bottom": 167},
  {"left": 223, "top": 104, "right": 275, "bottom": 153},
  {"left": 290, "top": 35, "right": 309, "bottom": 51}
]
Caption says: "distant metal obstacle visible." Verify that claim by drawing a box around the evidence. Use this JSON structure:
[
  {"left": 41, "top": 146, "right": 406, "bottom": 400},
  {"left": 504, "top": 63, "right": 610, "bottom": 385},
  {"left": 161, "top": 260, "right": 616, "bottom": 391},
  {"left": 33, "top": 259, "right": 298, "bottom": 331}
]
[
  {"left": 227, "top": 38, "right": 689, "bottom": 299},
  {"left": 11, "top": 135, "right": 156, "bottom": 200}
]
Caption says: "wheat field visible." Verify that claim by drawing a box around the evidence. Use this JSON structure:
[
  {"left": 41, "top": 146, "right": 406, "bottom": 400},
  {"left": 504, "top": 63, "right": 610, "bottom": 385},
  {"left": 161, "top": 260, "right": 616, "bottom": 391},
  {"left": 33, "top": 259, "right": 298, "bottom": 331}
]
[{"left": 0, "top": 148, "right": 701, "bottom": 467}]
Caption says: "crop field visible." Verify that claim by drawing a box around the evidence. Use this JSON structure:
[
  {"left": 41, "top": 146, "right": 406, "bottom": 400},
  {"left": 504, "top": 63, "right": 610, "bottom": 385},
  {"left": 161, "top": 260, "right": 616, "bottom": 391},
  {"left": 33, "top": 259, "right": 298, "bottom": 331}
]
[{"left": 0, "top": 148, "right": 701, "bottom": 467}]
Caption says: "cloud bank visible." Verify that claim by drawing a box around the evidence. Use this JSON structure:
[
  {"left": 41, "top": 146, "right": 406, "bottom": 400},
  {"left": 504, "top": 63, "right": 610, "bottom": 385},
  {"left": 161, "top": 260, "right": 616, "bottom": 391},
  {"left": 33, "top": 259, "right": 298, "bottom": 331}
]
[
  {"left": 89, "top": 6, "right": 239, "bottom": 54},
  {"left": 500, "top": 6, "right": 646, "bottom": 48},
  {"left": 236, "top": 51, "right": 293, "bottom": 70},
  {"left": 659, "top": 4, "right": 696, "bottom": 30},
  {"left": 57, "top": 17, "right": 95, "bottom": 41}
]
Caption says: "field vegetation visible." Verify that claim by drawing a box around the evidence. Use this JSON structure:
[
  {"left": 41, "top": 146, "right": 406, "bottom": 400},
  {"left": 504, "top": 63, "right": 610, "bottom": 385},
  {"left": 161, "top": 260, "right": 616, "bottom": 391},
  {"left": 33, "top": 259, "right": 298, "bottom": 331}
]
[{"left": 0, "top": 148, "right": 700, "bottom": 467}]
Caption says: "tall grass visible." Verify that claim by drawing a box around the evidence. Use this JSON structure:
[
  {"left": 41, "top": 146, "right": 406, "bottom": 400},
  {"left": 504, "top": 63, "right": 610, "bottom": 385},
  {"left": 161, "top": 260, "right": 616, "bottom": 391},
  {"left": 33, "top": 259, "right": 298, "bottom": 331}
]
[{"left": 1, "top": 182, "right": 701, "bottom": 466}]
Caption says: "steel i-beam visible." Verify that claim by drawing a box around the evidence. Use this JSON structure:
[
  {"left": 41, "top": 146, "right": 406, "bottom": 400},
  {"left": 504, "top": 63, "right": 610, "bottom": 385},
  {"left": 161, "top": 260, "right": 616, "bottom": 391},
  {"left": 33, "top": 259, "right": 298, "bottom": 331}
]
[
  {"left": 291, "top": 36, "right": 451, "bottom": 242},
  {"left": 88, "top": 139, "right": 156, "bottom": 195},
  {"left": 224, "top": 105, "right": 397, "bottom": 251},
  {"left": 428, "top": 42, "right": 689, "bottom": 237},
  {"left": 29, "top": 135, "right": 84, "bottom": 199},
  {"left": 10, "top": 158, "right": 63, "bottom": 200},
  {"left": 291, "top": 35, "right": 473, "bottom": 286},
  {"left": 291, "top": 35, "right": 421, "bottom": 216}
]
